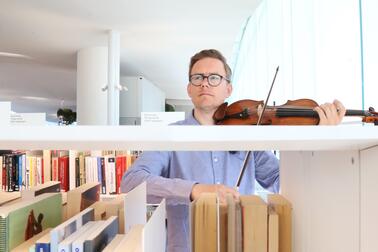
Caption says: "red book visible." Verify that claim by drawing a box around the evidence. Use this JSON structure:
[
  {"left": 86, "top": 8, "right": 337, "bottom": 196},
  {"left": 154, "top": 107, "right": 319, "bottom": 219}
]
[
  {"left": 58, "top": 156, "right": 69, "bottom": 192},
  {"left": 115, "top": 156, "right": 124, "bottom": 194}
]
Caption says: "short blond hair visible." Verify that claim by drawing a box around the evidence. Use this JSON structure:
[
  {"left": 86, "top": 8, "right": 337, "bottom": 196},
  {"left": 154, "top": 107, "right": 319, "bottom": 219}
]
[{"left": 189, "top": 49, "right": 232, "bottom": 80}]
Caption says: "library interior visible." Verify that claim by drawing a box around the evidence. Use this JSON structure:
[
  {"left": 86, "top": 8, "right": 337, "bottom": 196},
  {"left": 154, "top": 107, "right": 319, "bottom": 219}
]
[{"left": 1, "top": 1, "right": 378, "bottom": 252}]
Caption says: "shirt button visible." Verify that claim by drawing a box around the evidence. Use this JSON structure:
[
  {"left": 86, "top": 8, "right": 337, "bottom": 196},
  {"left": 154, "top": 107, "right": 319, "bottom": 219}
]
[{"left": 214, "top": 157, "right": 218, "bottom": 162}]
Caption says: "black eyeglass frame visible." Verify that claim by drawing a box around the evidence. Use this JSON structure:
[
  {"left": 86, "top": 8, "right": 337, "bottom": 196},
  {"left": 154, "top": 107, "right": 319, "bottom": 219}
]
[{"left": 189, "top": 73, "right": 230, "bottom": 87}]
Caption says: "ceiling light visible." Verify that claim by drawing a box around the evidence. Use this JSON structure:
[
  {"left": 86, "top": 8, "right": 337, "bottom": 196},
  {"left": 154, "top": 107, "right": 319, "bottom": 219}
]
[
  {"left": 0, "top": 52, "right": 32, "bottom": 59},
  {"left": 21, "top": 96, "right": 49, "bottom": 101}
]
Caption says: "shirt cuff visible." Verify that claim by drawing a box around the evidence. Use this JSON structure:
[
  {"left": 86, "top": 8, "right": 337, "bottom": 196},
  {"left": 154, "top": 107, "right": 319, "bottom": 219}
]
[{"left": 169, "top": 178, "right": 197, "bottom": 205}]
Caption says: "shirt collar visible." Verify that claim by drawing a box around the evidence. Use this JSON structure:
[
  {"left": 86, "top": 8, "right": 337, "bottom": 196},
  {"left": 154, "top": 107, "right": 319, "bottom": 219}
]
[{"left": 186, "top": 109, "right": 200, "bottom": 125}]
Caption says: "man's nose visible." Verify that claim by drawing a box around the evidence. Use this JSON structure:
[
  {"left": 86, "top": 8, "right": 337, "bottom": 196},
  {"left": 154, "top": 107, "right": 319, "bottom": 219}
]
[{"left": 200, "top": 76, "right": 210, "bottom": 87}]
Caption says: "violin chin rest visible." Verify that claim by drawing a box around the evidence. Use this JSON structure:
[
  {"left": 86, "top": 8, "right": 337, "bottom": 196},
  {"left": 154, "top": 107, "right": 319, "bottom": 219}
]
[{"left": 213, "top": 102, "right": 228, "bottom": 122}]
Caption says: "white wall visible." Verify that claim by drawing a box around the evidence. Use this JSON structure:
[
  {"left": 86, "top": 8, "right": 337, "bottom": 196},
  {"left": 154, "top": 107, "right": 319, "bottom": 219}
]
[{"left": 119, "top": 76, "right": 165, "bottom": 125}]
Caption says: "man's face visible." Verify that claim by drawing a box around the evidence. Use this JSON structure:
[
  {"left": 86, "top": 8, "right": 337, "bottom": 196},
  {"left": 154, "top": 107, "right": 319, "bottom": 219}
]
[{"left": 187, "top": 57, "right": 232, "bottom": 112}]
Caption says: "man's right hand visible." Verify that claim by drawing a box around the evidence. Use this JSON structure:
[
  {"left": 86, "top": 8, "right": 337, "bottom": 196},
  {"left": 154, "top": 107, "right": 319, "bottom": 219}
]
[{"left": 190, "top": 183, "right": 240, "bottom": 204}]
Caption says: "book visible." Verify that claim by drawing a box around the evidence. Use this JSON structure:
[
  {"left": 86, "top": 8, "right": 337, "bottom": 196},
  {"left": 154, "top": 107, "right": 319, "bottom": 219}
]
[
  {"left": 66, "top": 182, "right": 100, "bottom": 219},
  {"left": 102, "top": 234, "right": 125, "bottom": 252},
  {"left": 35, "top": 230, "right": 51, "bottom": 252},
  {"left": 268, "top": 206, "right": 279, "bottom": 252},
  {"left": 43, "top": 150, "right": 51, "bottom": 183},
  {"left": 267, "top": 194, "right": 292, "bottom": 252},
  {"left": 0, "top": 193, "right": 62, "bottom": 252},
  {"left": 192, "top": 193, "right": 218, "bottom": 252},
  {"left": 57, "top": 221, "right": 97, "bottom": 252},
  {"left": 226, "top": 194, "right": 236, "bottom": 252},
  {"left": 219, "top": 202, "right": 228, "bottom": 252},
  {"left": 58, "top": 156, "right": 69, "bottom": 192},
  {"left": 21, "top": 181, "right": 61, "bottom": 200},
  {"left": 240, "top": 195, "right": 268, "bottom": 252},
  {"left": 68, "top": 150, "right": 78, "bottom": 191},
  {"left": 49, "top": 207, "right": 94, "bottom": 252},
  {"left": 83, "top": 216, "right": 118, "bottom": 252},
  {"left": 105, "top": 157, "right": 116, "bottom": 194},
  {"left": 70, "top": 221, "right": 105, "bottom": 252},
  {"left": 11, "top": 228, "right": 51, "bottom": 252}
]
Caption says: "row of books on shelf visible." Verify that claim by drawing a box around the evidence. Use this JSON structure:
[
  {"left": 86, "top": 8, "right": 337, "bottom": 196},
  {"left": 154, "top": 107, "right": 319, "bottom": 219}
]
[
  {"left": 0, "top": 150, "right": 140, "bottom": 194},
  {"left": 0, "top": 181, "right": 166, "bottom": 252},
  {"left": 1, "top": 179, "right": 293, "bottom": 252},
  {"left": 191, "top": 193, "right": 292, "bottom": 252}
]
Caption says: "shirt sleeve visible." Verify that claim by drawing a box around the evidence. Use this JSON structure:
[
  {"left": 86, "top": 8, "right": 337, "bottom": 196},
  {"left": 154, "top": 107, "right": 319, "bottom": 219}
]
[
  {"left": 253, "top": 151, "right": 280, "bottom": 193},
  {"left": 120, "top": 151, "right": 197, "bottom": 206}
]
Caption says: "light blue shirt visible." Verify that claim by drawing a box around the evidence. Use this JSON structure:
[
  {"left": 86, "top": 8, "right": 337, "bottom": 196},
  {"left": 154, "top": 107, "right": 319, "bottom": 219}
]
[{"left": 120, "top": 111, "right": 279, "bottom": 252}]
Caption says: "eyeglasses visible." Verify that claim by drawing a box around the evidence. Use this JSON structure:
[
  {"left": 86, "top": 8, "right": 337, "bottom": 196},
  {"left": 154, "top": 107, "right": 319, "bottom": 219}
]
[{"left": 189, "top": 73, "right": 230, "bottom": 87}]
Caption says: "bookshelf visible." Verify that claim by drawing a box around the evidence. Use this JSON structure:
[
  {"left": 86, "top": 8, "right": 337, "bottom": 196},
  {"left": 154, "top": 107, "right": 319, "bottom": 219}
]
[
  {"left": 0, "top": 125, "right": 377, "bottom": 150},
  {"left": 1, "top": 125, "right": 378, "bottom": 252}
]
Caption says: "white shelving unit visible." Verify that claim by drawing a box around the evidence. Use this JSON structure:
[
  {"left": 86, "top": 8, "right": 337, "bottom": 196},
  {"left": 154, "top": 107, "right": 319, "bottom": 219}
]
[{"left": 1, "top": 125, "right": 378, "bottom": 252}]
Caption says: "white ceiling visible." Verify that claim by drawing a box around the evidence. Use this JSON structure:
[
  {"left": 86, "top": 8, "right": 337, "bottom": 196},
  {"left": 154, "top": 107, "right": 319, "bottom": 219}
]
[{"left": 0, "top": 0, "right": 261, "bottom": 121}]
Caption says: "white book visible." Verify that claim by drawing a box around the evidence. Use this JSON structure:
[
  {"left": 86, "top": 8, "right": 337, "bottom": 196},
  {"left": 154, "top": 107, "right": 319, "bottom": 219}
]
[
  {"left": 57, "top": 221, "right": 96, "bottom": 252},
  {"left": 71, "top": 221, "right": 105, "bottom": 252},
  {"left": 91, "top": 156, "right": 99, "bottom": 183},
  {"left": 21, "top": 154, "right": 26, "bottom": 190},
  {"left": 36, "top": 156, "right": 42, "bottom": 185},
  {"left": 50, "top": 207, "right": 94, "bottom": 252},
  {"left": 43, "top": 150, "right": 51, "bottom": 183},
  {"left": 105, "top": 157, "right": 116, "bottom": 194},
  {"left": 69, "top": 150, "right": 78, "bottom": 191},
  {"left": 85, "top": 156, "right": 92, "bottom": 183}
]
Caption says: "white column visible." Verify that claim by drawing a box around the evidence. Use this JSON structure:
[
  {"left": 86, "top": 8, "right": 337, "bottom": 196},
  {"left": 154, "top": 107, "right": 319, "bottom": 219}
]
[
  {"left": 108, "top": 30, "right": 120, "bottom": 125},
  {"left": 76, "top": 47, "right": 108, "bottom": 125}
]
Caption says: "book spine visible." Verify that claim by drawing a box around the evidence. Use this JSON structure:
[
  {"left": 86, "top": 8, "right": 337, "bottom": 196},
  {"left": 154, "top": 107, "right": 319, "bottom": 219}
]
[
  {"left": 72, "top": 241, "right": 84, "bottom": 252},
  {"left": 116, "top": 156, "right": 123, "bottom": 194},
  {"left": 108, "top": 157, "right": 116, "bottom": 194},
  {"left": 18, "top": 155, "right": 23, "bottom": 190},
  {"left": 35, "top": 243, "right": 51, "bottom": 252},
  {"left": 75, "top": 157, "right": 80, "bottom": 187},
  {"left": 21, "top": 154, "right": 26, "bottom": 190},
  {"left": 14, "top": 155, "right": 19, "bottom": 191},
  {"left": 100, "top": 157, "right": 106, "bottom": 194},
  {"left": 36, "top": 156, "right": 42, "bottom": 185},
  {"left": 59, "top": 156, "right": 69, "bottom": 192},
  {"left": 58, "top": 243, "right": 70, "bottom": 252},
  {"left": 97, "top": 157, "right": 102, "bottom": 187},
  {"left": 7, "top": 155, "right": 13, "bottom": 192}
]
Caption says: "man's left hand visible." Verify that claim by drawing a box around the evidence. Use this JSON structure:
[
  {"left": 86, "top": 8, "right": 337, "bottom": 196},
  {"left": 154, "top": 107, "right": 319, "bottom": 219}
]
[{"left": 314, "top": 99, "right": 346, "bottom": 125}]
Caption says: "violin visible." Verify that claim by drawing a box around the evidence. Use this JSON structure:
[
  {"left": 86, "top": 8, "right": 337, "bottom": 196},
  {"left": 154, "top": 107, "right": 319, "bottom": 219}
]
[{"left": 213, "top": 98, "right": 378, "bottom": 125}]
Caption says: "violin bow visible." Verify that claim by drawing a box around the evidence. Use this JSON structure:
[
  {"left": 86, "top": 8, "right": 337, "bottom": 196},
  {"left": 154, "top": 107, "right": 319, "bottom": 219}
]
[{"left": 235, "top": 66, "right": 280, "bottom": 190}]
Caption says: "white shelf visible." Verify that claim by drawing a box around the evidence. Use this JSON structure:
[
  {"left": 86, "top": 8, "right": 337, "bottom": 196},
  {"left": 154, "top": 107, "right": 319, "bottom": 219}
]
[{"left": 0, "top": 125, "right": 377, "bottom": 151}]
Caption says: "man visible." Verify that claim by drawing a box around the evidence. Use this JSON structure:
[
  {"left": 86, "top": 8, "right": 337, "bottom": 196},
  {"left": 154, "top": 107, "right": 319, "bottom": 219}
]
[{"left": 121, "top": 49, "right": 346, "bottom": 252}]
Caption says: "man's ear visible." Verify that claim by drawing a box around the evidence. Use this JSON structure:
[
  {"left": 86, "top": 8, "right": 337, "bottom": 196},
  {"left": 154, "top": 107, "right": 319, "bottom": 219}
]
[
  {"left": 227, "top": 83, "right": 233, "bottom": 98},
  {"left": 187, "top": 83, "right": 192, "bottom": 98}
]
